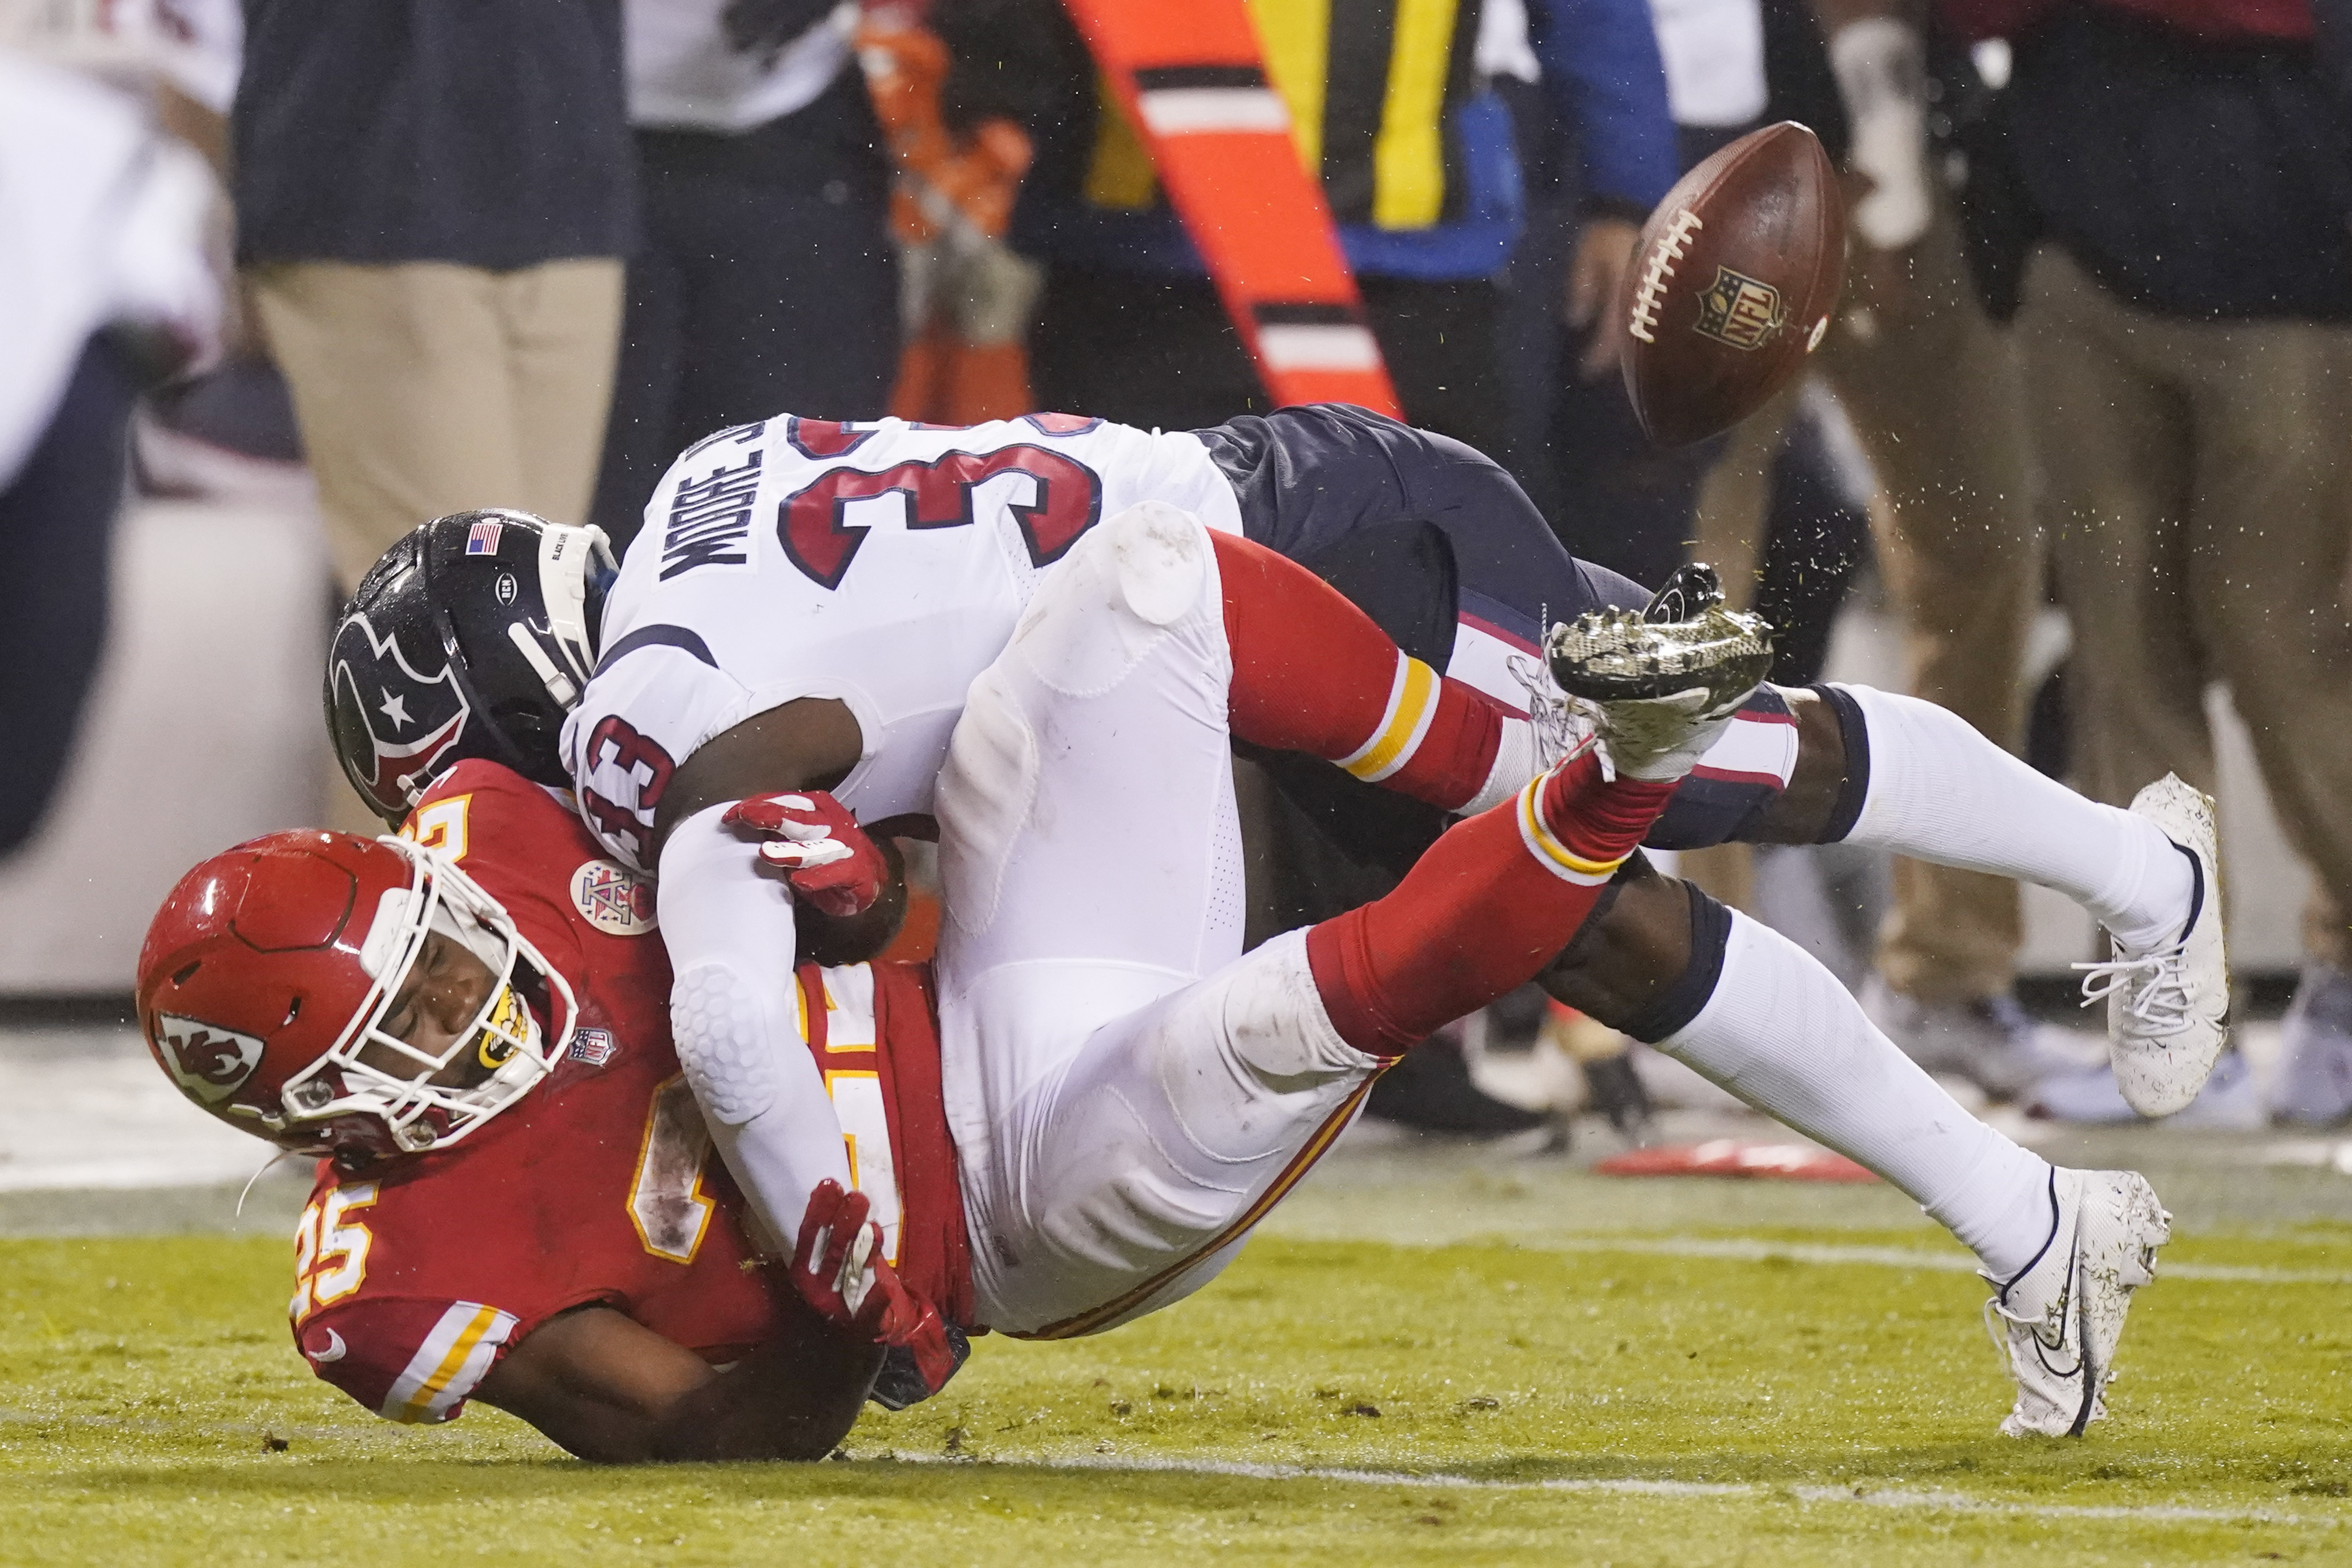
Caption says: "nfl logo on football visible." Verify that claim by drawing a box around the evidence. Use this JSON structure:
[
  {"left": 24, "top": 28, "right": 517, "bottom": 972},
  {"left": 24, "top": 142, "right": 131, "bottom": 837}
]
[{"left": 1693, "top": 266, "right": 1786, "bottom": 351}]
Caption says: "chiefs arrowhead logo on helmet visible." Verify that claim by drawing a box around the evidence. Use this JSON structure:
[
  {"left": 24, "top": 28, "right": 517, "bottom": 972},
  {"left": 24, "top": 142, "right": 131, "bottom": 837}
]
[
  {"left": 327, "top": 612, "right": 472, "bottom": 818},
  {"left": 154, "top": 1013, "right": 265, "bottom": 1103}
]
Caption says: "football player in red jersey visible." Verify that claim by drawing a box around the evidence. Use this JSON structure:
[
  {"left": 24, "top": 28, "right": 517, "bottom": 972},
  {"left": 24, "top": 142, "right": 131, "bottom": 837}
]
[
  {"left": 140, "top": 760, "right": 965, "bottom": 1460},
  {"left": 139, "top": 530, "right": 1775, "bottom": 1460}
]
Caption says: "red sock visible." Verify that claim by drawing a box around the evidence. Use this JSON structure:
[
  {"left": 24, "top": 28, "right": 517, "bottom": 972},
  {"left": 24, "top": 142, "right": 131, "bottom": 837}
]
[
  {"left": 1212, "top": 531, "right": 1507, "bottom": 811},
  {"left": 1305, "top": 750, "right": 1679, "bottom": 1057}
]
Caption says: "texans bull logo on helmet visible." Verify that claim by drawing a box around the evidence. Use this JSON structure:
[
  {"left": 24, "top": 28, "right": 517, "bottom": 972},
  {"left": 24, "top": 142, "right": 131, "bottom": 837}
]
[
  {"left": 153, "top": 1013, "right": 265, "bottom": 1104},
  {"left": 328, "top": 612, "right": 472, "bottom": 813}
]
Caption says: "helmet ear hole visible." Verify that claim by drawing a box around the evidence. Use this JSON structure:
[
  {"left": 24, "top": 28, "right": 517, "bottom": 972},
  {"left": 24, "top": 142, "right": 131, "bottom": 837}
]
[
  {"left": 171, "top": 961, "right": 201, "bottom": 985},
  {"left": 282, "top": 995, "right": 302, "bottom": 1027}
]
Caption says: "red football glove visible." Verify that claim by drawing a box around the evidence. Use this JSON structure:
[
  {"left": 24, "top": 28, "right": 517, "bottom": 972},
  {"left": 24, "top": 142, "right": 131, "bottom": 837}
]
[
  {"left": 723, "top": 791, "right": 885, "bottom": 917},
  {"left": 789, "top": 1180, "right": 959, "bottom": 1397}
]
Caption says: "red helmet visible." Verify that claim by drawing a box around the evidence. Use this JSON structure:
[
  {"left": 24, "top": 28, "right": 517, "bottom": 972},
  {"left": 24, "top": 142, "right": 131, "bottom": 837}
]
[{"left": 136, "top": 829, "right": 576, "bottom": 1165}]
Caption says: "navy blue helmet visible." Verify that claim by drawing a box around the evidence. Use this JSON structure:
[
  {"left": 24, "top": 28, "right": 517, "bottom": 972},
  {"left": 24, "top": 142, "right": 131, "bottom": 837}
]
[{"left": 326, "top": 510, "right": 617, "bottom": 823}]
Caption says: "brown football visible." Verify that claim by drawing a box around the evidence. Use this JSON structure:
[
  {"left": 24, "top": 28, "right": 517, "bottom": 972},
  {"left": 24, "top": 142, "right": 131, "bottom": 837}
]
[{"left": 1617, "top": 121, "right": 1846, "bottom": 448}]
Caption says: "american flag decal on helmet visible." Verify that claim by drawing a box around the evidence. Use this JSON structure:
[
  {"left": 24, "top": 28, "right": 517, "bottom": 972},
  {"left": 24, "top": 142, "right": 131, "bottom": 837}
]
[{"left": 465, "top": 520, "right": 503, "bottom": 555}]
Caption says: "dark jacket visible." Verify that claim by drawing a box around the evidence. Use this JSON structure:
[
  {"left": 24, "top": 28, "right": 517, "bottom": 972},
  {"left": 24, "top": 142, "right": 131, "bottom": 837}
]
[
  {"left": 234, "top": 0, "right": 635, "bottom": 269},
  {"left": 1976, "top": 0, "right": 2352, "bottom": 318}
]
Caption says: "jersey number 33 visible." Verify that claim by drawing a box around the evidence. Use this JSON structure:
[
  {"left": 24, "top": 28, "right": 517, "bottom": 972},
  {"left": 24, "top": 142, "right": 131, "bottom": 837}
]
[{"left": 779, "top": 441, "right": 1103, "bottom": 592}]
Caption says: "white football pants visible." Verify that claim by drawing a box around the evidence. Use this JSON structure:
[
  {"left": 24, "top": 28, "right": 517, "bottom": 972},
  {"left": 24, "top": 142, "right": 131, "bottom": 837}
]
[{"left": 933, "top": 503, "right": 1383, "bottom": 1338}]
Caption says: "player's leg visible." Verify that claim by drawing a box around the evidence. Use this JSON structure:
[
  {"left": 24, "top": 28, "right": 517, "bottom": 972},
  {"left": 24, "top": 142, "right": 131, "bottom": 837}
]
[
  {"left": 1544, "top": 866, "right": 2052, "bottom": 1272},
  {"left": 1539, "top": 857, "right": 2167, "bottom": 1435},
  {"left": 935, "top": 502, "right": 1721, "bottom": 1332},
  {"left": 1667, "top": 683, "right": 2191, "bottom": 956},
  {"left": 1675, "top": 678, "right": 2218, "bottom": 1111},
  {"left": 932, "top": 500, "right": 1540, "bottom": 1149},
  {"left": 965, "top": 699, "right": 1704, "bottom": 1338},
  {"left": 1221, "top": 405, "right": 2198, "bottom": 989},
  {"left": 1211, "top": 529, "right": 1547, "bottom": 816}
]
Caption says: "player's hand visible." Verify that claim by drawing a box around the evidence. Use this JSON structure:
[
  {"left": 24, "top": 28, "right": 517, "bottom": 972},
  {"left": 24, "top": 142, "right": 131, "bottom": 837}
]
[
  {"left": 790, "top": 1180, "right": 960, "bottom": 1396},
  {"left": 1565, "top": 216, "right": 1641, "bottom": 380},
  {"left": 724, "top": 791, "right": 885, "bottom": 917}
]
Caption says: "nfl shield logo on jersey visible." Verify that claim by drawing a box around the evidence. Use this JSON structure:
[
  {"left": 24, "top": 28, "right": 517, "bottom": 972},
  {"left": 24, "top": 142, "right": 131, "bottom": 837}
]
[
  {"left": 567, "top": 1028, "right": 618, "bottom": 1068},
  {"left": 570, "top": 860, "right": 658, "bottom": 936},
  {"left": 326, "top": 612, "right": 473, "bottom": 811},
  {"left": 154, "top": 1014, "right": 265, "bottom": 1103}
]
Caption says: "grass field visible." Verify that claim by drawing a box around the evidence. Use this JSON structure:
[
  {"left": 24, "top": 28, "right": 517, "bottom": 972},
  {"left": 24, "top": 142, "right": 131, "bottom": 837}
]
[{"left": 4, "top": 1158, "right": 2349, "bottom": 1566}]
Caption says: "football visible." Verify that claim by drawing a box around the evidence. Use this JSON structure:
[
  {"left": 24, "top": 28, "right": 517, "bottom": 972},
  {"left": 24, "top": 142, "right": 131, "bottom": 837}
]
[{"left": 1617, "top": 120, "right": 1847, "bottom": 448}]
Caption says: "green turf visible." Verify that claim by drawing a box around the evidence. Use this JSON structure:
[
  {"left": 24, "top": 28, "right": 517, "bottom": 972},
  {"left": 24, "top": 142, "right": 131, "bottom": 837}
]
[{"left": 3, "top": 1224, "right": 2348, "bottom": 1564}]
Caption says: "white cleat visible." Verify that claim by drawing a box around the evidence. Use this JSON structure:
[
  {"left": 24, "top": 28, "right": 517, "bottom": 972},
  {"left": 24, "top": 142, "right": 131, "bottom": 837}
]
[
  {"left": 2073, "top": 775, "right": 2230, "bottom": 1118},
  {"left": 1985, "top": 1167, "right": 2170, "bottom": 1438}
]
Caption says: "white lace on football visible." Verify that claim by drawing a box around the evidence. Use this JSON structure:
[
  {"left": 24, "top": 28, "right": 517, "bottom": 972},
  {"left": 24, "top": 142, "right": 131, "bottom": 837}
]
[
  {"left": 269, "top": 837, "right": 577, "bottom": 1153},
  {"left": 2074, "top": 947, "right": 2192, "bottom": 1037}
]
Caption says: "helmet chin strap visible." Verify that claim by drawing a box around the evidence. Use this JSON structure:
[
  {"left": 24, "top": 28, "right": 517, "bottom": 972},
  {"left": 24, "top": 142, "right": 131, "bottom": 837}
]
[{"left": 536, "top": 522, "right": 616, "bottom": 699}]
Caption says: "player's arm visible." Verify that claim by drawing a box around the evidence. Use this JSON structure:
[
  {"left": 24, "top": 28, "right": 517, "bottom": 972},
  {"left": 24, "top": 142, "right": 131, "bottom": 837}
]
[
  {"left": 470, "top": 1297, "right": 884, "bottom": 1464},
  {"left": 649, "top": 709, "right": 921, "bottom": 1294},
  {"left": 1525, "top": 0, "right": 1678, "bottom": 374},
  {"left": 652, "top": 697, "right": 864, "bottom": 854},
  {"left": 654, "top": 697, "right": 909, "bottom": 963}
]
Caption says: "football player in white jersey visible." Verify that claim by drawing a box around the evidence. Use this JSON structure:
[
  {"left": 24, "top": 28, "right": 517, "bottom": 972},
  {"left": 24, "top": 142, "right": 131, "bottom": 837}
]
[{"left": 332, "top": 404, "right": 2211, "bottom": 1436}]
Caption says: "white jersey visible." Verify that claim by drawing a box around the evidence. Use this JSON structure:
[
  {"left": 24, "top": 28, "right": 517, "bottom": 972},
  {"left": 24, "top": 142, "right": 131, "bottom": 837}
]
[{"left": 563, "top": 414, "right": 1244, "bottom": 869}]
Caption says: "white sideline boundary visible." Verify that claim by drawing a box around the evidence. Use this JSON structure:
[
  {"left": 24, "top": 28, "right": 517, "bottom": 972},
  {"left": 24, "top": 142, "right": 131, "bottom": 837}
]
[
  {"left": 895, "top": 1451, "right": 2348, "bottom": 1529},
  {"left": 1502, "top": 1234, "right": 2352, "bottom": 1287},
  {"left": 5, "top": 1405, "right": 2339, "bottom": 1531}
]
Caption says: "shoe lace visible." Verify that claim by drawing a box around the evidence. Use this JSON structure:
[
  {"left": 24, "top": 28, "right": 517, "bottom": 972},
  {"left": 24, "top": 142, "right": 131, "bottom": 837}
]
[
  {"left": 1979, "top": 1294, "right": 2029, "bottom": 1377},
  {"left": 1506, "top": 652, "right": 1588, "bottom": 769},
  {"left": 2073, "top": 945, "right": 2192, "bottom": 1036}
]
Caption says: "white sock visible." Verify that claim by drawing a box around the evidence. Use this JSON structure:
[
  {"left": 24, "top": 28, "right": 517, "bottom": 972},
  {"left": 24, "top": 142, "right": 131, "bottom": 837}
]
[
  {"left": 1838, "top": 684, "right": 2193, "bottom": 955},
  {"left": 1656, "top": 910, "right": 2055, "bottom": 1280},
  {"left": 1463, "top": 714, "right": 1542, "bottom": 815}
]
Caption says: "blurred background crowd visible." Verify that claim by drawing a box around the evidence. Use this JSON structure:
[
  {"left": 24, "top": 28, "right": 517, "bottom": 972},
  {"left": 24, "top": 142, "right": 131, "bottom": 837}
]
[{"left": 5, "top": 0, "right": 2351, "bottom": 1139}]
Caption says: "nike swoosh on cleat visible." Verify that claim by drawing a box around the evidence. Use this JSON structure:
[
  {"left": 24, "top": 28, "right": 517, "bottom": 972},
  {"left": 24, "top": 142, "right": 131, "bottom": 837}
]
[
  {"left": 2036, "top": 1272, "right": 2072, "bottom": 1352},
  {"left": 2066, "top": 1259, "right": 2098, "bottom": 1438},
  {"left": 2032, "top": 1335, "right": 2082, "bottom": 1380},
  {"left": 2173, "top": 842, "right": 2204, "bottom": 951},
  {"left": 2031, "top": 1207, "right": 2081, "bottom": 1352}
]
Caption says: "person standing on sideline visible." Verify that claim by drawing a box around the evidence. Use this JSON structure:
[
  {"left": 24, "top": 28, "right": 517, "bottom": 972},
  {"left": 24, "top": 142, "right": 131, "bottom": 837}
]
[
  {"left": 1678, "top": 0, "right": 2057, "bottom": 1100},
  {"left": 591, "top": 0, "right": 901, "bottom": 555},
  {"left": 236, "top": 0, "right": 633, "bottom": 826},
  {"left": 1943, "top": 0, "right": 2352, "bottom": 1123}
]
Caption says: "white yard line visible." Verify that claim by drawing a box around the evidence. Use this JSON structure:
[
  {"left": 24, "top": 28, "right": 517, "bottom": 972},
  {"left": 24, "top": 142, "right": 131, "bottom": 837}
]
[
  {"left": 5, "top": 1404, "right": 2338, "bottom": 1530},
  {"left": 896, "top": 1450, "right": 2347, "bottom": 1528},
  {"left": 1506, "top": 1233, "right": 2352, "bottom": 1286}
]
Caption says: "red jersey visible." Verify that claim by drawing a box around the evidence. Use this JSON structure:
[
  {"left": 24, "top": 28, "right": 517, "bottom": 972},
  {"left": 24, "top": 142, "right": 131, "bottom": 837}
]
[{"left": 289, "top": 761, "right": 968, "bottom": 1425}]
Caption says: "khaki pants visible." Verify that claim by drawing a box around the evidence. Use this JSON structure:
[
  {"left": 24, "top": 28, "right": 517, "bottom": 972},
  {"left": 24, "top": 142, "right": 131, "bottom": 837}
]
[
  {"left": 2022, "top": 245, "right": 2352, "bottom": 965},
  {"left": 252, "top": 258, "right": 624, "bottom": 830},
  {"left": 252, "top": 258, "right": 624, "bottom": 594},
  {"left": 1689, "top": 206, "right": 2038, "bottom": 1002}
]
